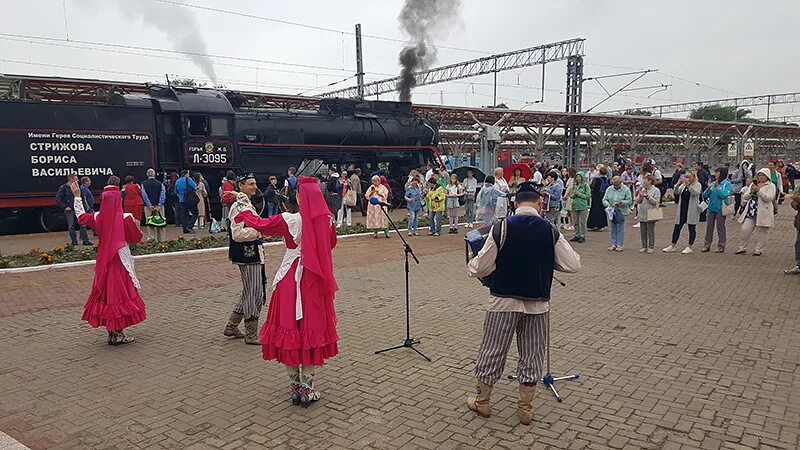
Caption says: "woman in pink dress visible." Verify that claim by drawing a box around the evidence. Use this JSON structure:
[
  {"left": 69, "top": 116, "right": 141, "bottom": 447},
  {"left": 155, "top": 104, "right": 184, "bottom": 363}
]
[
  {"left": 71, "top": 176, "right": 146, "bottom": 345},
  {"left": 234, "top": 176, "right": 338, "bottom": 407}
]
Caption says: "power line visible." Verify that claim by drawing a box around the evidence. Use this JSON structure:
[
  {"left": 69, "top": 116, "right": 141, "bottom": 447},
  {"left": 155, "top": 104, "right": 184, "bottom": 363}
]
[
  {"left": 0, "top": 35, "right": 354, "bottom": 81},
  {"left": 586, "top": 63, "right": 741, "bottom": 97},
  {"left": 0, "top": 32, "right": 353, "bottom": 74},
  {"left": 655, "top": 72, "right": 739, "bottom": 96},
  {"left": 154, "top": 0, "right": 493, "bottom": 55},
  {"left": 0, "top": 59, "right": 321, "bottom": 91}
]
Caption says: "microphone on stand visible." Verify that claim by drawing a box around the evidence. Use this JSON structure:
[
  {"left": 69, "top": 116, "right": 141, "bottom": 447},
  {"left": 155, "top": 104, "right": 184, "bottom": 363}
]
[{"left": 369, "top": 196, "right": 392, "bottom": 208}]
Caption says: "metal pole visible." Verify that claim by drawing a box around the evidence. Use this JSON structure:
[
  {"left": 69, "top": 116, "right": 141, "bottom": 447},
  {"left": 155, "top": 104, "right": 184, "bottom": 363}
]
[
  {"left": 540, "top": 64, "right": 546, "bottom": 103},
  {"left": 493, "top": 57, "right": 498, "bottom": 107},
  {"left": 355, "top": 24, "right": 365, "bottom": 99},
  {"left": 766, "top": 97, "right": 771, "bottom": 120}
]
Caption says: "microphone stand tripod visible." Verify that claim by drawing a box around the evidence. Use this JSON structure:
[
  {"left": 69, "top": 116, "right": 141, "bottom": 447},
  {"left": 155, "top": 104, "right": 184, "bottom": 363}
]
[
  {"left": 506, "top": 278, "right": 579, "bottom": 402},
  {"left": 374, "top": 204, "right": 431, "bottom": 362}
]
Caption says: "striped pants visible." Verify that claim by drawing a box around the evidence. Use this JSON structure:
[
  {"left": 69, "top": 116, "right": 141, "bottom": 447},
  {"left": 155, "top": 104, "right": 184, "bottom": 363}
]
[
  {"left": 474, "top": 311, "right": 548, "bottom": 385},
  {"left": 234, "top": 263, "right": 266, "bottom": 319}
]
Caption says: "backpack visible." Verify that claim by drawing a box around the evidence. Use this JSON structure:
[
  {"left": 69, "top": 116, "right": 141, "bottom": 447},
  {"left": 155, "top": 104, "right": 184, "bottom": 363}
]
[
  {"left": 221, "top": 180, "right": 237, "bottom": 205},
  {"left": 286, "top": 176, "right": 298, "bottom": 203},
  {"left": 184, "top": 178, "right": 200, "bottom": 206}
]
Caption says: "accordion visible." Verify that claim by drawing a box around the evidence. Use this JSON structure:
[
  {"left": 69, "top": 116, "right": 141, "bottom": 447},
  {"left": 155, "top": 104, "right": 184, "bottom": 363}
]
[{"left": 464, "top": 219, "right": 504, "bottom": 287}]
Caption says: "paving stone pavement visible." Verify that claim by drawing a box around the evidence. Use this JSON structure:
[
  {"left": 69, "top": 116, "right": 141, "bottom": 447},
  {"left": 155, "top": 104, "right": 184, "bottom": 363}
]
[{"left": 0, "top": 206, "right": 798, "bottom": 450}]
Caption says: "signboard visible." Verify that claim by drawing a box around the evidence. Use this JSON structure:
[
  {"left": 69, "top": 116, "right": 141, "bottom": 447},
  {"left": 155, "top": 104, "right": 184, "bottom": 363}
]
[
  {"left": 727, "top": 142, "right": 737, "bottom": 157},
  {"left": 743, "top": 139, "right": 755, "bottom": 157},
  {"left": 0, "top": 101, "right": 157, "bottom": 204},
  {"left": 185, "top": 139, "right": 234, "bottom": 167},
  {"left": 0, "top": 128, "right": 154, "bottom": 198}
]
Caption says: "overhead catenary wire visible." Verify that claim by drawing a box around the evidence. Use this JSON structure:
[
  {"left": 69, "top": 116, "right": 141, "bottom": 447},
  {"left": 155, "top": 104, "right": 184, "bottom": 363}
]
[
  {"left": 0, "top": 59, "right": 322, "bottom": 91},
  {"left": 0, "top": 32, "right": 353, "bottom": 74}
]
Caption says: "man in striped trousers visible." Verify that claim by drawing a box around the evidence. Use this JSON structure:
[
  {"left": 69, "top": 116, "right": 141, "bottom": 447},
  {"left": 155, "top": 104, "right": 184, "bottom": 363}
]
[
  {"left": 467, "top": 182, "right": 580, "bottom": 425},
  {"left": 224, "top": 174, "right": 267, "bottom": 344}
]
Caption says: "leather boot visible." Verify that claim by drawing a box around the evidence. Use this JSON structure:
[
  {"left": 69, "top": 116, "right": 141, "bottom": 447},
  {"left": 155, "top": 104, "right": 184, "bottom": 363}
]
[
  {"left": 223, "top": 312, "right": 245, "bottom": 338},
  {"left": 466, "top": 381, "right": 493, "bottom": 417},
  {"left": 517, "top": 384, "right": 536, "bottom": 425},
  {"left": 243, "top": 317, "right": 260, "bottom": 345}
]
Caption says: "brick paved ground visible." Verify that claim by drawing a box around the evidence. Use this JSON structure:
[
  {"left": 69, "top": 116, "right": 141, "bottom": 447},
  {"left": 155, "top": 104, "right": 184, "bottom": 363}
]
[{"left": 0, "top": 206, "right": 798, "bottom": 450}]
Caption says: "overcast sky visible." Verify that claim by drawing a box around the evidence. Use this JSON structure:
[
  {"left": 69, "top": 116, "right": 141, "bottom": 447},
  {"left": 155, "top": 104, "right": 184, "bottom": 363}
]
[{"left": 1, "top": 0, "right": 798, "bottom": 119}]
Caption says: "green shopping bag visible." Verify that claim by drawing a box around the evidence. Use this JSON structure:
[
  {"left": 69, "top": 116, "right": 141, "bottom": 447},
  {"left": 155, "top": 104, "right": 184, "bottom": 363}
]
[{"left": 146, "top": 212, "right": 167, "bottom": 228}]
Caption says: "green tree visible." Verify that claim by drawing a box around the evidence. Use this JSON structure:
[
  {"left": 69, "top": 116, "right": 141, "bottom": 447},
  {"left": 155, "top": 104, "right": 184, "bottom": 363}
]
[
  {"left": 621, "top": 109, "right": 652, "bottom": 116},
  {"left": 689, "top": 104, "right": 752, "bottom": 121}
]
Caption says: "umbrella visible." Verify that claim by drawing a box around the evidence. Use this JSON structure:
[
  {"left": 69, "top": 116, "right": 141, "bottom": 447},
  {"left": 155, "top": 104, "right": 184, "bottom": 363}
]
[
  {"left": 503, "top": 163, "right": 532, "bottom": 181},
  {"left": 452, "top": 166, "right": 486, "bottom": 183}
]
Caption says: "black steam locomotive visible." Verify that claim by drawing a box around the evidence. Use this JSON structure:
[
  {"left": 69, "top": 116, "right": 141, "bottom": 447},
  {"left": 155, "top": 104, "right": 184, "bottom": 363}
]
[{"left": 0, "top": 84, "right": 440, "bottom": 231}]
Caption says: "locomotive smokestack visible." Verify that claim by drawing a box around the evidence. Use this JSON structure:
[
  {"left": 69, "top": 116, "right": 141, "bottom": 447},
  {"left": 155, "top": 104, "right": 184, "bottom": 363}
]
[
  {"left": 127, "top": 0, "right": 218, "bottom": 84},
  {"left": 396, "top": 0, "right": 461, "bottom": 102}
]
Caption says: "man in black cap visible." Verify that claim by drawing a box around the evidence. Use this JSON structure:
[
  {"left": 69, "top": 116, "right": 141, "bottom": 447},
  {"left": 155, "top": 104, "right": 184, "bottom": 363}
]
[
  {"left": 223, "top": 173, "right": 267, "bottom": 344},
  {"left": 466, "top": 181, "right": 581, "bottom": 425}
]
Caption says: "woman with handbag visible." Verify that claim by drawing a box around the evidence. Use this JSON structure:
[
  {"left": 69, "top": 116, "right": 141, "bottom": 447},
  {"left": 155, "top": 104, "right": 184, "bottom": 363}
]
[
  {"left": 337, "top": 170, "right": 354, "bottom": 227},
  {"left": 601, "top": 176, "right": 632, "bottom": 251},
  {"left": 702, "top": 167, "right": 733, "bottom": 253},
  {"left": 663, "top": 171, "right": 702, "bottom": 254},
  {"left": 634, "top": 174, "right": 662, "bottom": 253},
  {"left": 735, "top": 168, "right": 777, "bottom": 256}
]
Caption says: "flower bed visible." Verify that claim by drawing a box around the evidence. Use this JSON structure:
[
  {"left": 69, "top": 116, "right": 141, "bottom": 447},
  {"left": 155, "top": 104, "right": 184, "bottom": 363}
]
[{"left": 0, "top": 216, "right": 429, "bottom": 269}]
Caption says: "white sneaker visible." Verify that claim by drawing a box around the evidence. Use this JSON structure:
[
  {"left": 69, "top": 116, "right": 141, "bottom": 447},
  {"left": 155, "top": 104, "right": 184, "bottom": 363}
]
[
  {"left": 608, "top": 246, "right": 617, "bottom": 251},
  {"left": 615, "top": 247, "right": 623, "bottom": 252},
  {"left": 681, "top": 247, "right": 693, "bottom": 254},
  {"left": 662, "top": 245, "right": 677, "bottom": 253},
  {"left": 633, "top": 222, "right": 641, "bottom": 228},
  {"left": 639, "top": 248, "right": 648, "bottom": 253},
  {"left": 646, "top": 249, "right": 654, "bottom": 254}
]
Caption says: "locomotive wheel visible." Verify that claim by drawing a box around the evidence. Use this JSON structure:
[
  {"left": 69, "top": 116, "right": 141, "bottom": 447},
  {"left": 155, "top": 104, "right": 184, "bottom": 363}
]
[{"left": 39, "top": 207, "right": 67, "bottom": 232}]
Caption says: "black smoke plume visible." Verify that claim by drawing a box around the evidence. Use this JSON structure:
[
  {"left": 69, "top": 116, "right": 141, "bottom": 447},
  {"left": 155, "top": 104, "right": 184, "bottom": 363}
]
[{"left": 396, "top": 0, "right": 461, "bottom": 102}]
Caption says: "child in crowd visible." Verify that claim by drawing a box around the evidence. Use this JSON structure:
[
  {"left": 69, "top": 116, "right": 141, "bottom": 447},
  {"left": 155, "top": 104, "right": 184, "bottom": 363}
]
[{"left": 426, "top": 179, "right": 445, "bottom": 236}]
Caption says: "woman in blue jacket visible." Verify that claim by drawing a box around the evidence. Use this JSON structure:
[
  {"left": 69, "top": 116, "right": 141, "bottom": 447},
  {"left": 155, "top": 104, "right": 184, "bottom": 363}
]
[{"left": 702, "top": 166, "right": 733, "bottom": 252}]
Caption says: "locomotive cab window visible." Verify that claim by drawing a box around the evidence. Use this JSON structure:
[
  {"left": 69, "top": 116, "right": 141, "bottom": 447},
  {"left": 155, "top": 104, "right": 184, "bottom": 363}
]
[
  {"left": 186, "top": 115, "right": 208, "bottom": 137},
  {"left": 210, "top": 116, "right": 230, "bottom": 136}
]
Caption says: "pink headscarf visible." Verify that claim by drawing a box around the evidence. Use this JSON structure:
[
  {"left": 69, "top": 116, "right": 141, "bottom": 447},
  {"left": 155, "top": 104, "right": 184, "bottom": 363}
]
[
  {"left": 92, "top": 186, "right": 127, "bottom": 288},
  {"left": 298, "top": 176, "right": 338, "bottom": 296}
]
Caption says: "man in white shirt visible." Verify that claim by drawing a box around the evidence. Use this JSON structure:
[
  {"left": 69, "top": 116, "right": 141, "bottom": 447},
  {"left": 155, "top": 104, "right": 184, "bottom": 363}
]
[
  {"left": 463, "top": 170, "right": 479, "bottom": 227},
  {"left": 466, "top": 182, "right": 580, "bottom": 425}
]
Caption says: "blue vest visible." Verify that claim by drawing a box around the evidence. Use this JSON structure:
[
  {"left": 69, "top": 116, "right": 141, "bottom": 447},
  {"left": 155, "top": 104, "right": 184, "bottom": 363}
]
[{"left": 489, "top": 214, "right": 557, "bottom": 301}]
